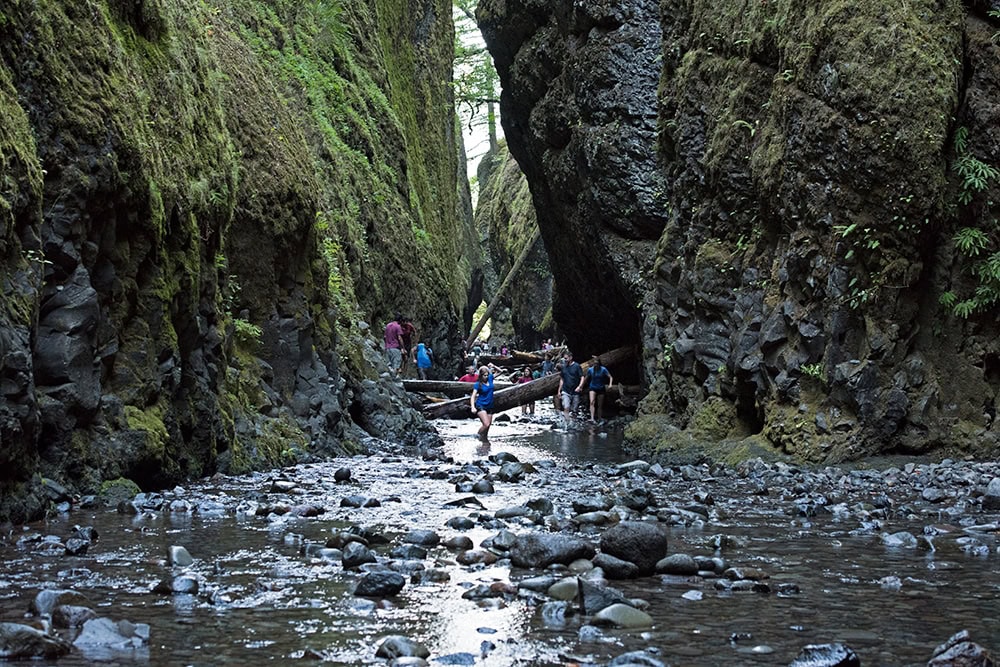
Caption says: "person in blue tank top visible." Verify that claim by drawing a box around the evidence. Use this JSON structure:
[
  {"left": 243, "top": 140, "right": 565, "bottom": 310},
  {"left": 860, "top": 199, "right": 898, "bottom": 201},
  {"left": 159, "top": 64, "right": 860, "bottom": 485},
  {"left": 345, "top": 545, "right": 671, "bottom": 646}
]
[
  {"left": 577, "top": 355, "right": 614, "bottom": 423},
  {"left": 470, "top": 365, "right": 498, "bottom": 438},
  {"left": 412, "top": 342, "right": 434, "bottom": 380}
]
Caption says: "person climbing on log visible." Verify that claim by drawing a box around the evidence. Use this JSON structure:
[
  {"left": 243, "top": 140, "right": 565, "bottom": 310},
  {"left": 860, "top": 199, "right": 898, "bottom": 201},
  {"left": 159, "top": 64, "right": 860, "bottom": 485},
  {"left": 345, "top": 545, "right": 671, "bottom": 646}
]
[
  {"left": 470, "top": 364, "right": 499, "bottom": 438},
  {"left": 557, "top": 351, "right": 583, "bottom": 423},
  {"left": 578, "top": 355, "right": 613, "bottom": 423}
]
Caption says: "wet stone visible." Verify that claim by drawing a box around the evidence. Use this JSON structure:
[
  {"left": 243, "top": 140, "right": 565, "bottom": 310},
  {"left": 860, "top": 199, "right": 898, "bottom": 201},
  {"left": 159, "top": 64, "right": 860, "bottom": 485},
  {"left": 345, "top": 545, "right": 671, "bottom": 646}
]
[
  {"left": 546, "top": 577, "right": 579, "bottom": 601},
  {"left": 0, "top": 622, "right": 71, "bottom": 659},
  {"left": 471, "top": 479, "right": 494, "bottom": 494},
  {"left": 341, "top": 495, "right": 380, "bottom": 508},
  {"left": 168, "top": 545, "right": 193, "bottom": 566},
  {"left": 656, "top": 553, "right": 698, "bottom": 576},
  {"left": 342, "top": 542, "right": 377, "bottom": 568},
  {"left": 599, "top": 522, "right": 667, "bottom": 575},
  {"left": 391, "top": 544, "right": 429, "bottom": 559},
  {"left": 30, "top": 589, "right": 90, "bottom": 616},
  {"left": 441, "top": 536, "right": 473, "bottom": 551},
  {"left": 355, "top": 571, "right": 405, "bottom": 597},
  {"left": 64, "top": 538, "right": 89, "bottom": 556},
  {"left": 456, "top": 550, "right": 499, "bottom": 566},
  {"left": 592, "top": 603, "right": 653, "bottom": 628},
  {"left": 52, "top": 605, "right": 97, "bottom": 628},
  {"left": 788, "top": 643, "right": 860, "bottom": 667},
  {"left": 444, "top": 516, "right": 475, "bottom": 530},
  {"left": 403, "top": 529, "right": 439, "bottom": 546},
  {"left": 593, "top": 552, "right": 639, "bottom": 580},
  {"left": 482, "top": 529, "right": 517, "bottom": 551},
  {"left": 375, "top": 635, "right": 429, "bottom": 659}
]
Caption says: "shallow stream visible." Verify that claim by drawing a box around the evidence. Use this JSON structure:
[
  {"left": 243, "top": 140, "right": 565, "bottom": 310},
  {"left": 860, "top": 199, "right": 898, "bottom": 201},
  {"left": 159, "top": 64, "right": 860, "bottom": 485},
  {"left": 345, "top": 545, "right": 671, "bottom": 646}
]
[{"left": 0, "top": 406, "right": 997, "bottom": 666}]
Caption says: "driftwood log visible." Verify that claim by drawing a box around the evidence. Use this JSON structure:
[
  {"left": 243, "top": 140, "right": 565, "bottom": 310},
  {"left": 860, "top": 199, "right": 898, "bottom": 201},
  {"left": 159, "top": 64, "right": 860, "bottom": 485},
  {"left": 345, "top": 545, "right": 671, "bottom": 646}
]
[
  {"left": 423, "top": 345, "right": 637, "bottom": 419},
  {"left": 402, "top": 379, "right": 514, "bottom": 398}
]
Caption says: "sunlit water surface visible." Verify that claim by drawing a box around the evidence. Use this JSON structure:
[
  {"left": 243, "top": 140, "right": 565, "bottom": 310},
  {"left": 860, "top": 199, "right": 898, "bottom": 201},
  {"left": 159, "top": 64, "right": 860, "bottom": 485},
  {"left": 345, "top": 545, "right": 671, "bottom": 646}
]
[{"left": 0, "top": 406, "right": 997, "bottom": 666}]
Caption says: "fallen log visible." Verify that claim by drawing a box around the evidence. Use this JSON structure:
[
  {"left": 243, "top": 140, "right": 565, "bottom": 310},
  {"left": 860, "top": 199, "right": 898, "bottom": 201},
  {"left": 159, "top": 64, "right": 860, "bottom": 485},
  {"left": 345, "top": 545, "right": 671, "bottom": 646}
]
[
  {"left": 423, "top": 345, "right": 637, "bottom": 419},
  {"left": 475, "top": 351, "right": 544, "bottom": 367},
  {"left": 402, "top": 379, "right": 514, "bottom": 398}
]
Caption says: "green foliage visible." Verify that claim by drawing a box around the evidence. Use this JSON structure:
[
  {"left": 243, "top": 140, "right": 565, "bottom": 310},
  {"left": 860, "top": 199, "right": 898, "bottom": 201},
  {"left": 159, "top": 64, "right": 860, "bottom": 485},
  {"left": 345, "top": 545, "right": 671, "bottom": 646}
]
[
  {"left": 954, "top": 227, "right": 989, "bottom": 256},
  {"left": 944, "top": 225, "right": 1000, "bottom": 318},
  {"left": 944, "top": 127, "right": 1000, "bottom": 318},
  {"left": 953, "top": 126, "right": 998, "bottom": 205},
  {"left": 800, "top": 363, "right": 824, "bottom": 381},
  {"left": 453, "top": 1, "right": 499, "bottom": 147},
  {"left": 233, "top": 318, "right": 263, "bottom": 346}
]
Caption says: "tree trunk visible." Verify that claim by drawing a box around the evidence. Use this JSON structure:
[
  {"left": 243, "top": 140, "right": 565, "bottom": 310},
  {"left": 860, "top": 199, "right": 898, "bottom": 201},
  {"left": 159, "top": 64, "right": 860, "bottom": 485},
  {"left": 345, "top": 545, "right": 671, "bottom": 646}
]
[
  {"left": 466, "top": 228, "right": 541, "bottom": 346},
  {"left": 402, "top": 379, "right": 513, "bottom": 398},
  {"left": 423, "top": 345, "right": 636, "bottom": 419}
]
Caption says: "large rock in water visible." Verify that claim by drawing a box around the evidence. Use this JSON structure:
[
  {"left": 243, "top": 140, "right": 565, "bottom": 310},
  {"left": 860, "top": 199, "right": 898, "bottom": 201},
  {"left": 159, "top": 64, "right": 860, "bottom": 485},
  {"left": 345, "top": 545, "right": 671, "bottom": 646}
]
[
  {"left": 478, "top": 0, "right": 1000, "bottom": 462},
  {"left": 509, "top": 532, "right": 596, "bottom": 569},
  {"left": 599, "top": 521, "right": 668, "bottom": 576},
  {"left": 0, "top": 622, "right": 71, "bottom": 660}
]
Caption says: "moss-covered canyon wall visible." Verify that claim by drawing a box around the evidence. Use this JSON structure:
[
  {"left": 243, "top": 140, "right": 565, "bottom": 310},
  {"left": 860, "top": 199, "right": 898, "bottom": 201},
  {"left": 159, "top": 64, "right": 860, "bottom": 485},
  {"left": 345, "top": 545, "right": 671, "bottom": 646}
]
[
  {"left": 478, "top": 0, "right": 1000, "bottom": 462},
  {"left": 474, "top": 142, "right": 553, "bottom": 350},
  {"left": 0, "top": 0, "right": 474, "bottom": 522}
]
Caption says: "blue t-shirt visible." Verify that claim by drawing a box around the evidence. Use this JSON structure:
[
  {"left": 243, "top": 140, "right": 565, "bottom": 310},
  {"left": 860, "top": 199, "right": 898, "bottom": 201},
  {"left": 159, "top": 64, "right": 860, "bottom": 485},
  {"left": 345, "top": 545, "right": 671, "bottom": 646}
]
[
  {"left": 560, "top": 362, "right": 582, "bottom": 393},
  {"left": 587, "top": 366, "right": 610, "bottom": 390},
  {"left": 474, "top": 374, "right": 495, "bottom": 410}
]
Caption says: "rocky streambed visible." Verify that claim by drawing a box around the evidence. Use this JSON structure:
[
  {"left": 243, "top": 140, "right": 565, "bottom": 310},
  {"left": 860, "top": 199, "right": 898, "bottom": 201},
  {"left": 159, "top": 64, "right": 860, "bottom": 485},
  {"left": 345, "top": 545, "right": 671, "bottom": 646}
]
[{"left": 0, "top": 411, "right": 998, "bottom": 666}]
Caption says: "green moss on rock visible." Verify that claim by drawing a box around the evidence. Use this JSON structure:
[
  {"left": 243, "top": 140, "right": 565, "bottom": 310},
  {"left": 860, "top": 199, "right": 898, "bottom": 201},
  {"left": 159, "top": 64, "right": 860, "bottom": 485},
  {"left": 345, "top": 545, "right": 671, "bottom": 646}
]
[{"left": 98, "top": 477, "right": 142, "bottom": 506}]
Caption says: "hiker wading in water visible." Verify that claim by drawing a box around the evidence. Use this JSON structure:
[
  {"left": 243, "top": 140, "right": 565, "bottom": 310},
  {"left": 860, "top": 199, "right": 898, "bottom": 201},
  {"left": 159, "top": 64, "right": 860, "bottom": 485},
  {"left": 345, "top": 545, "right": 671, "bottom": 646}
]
[
  {"left": 578, "top": 355, "right": 614, "bottom": 423},
  {"left": 470, "top": 365, "right": 498, "bottom": 438}
]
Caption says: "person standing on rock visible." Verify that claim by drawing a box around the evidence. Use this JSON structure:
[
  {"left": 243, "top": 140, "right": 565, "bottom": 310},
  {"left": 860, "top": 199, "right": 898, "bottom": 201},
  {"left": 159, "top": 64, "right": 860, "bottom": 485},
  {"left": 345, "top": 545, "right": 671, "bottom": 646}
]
[
  {"left": 470, "top": 364, "right": 498, "bottom": 438},
  {"left": 578, "top": 355, "right": 613, "bottom": 423},
  {"left": 413, "top": 341, "right": 434, "bottom": 380},
  {"left": 383, "top": 314, "right": 405, "bottom": 377},
  {"left": 557, "top": 351, "right": 583, "bottom": 422}
]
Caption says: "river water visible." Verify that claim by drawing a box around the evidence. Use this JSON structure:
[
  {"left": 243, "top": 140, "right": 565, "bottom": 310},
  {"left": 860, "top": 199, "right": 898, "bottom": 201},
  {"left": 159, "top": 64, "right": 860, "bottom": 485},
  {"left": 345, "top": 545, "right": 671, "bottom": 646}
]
[{"left": 0, "top": 405, "right": 997, "bottom": 666}]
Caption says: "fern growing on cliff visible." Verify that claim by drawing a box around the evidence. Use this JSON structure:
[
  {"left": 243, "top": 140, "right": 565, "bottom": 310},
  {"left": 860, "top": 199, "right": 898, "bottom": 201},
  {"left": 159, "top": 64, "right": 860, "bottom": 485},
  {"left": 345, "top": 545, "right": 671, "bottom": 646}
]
[{"left": 944, "top": 128, "right": 1000, "bottom": 317}]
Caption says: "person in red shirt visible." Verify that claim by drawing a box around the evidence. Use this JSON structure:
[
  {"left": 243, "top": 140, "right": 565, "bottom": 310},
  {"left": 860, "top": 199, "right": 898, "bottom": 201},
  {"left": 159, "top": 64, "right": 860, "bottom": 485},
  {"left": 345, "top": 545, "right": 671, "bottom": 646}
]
[
  {"left": 458, "top": 366, "right": 478, "bottom": 382},
  {"left": 383, "top": 314, "right": 404, "bottom": 377}
]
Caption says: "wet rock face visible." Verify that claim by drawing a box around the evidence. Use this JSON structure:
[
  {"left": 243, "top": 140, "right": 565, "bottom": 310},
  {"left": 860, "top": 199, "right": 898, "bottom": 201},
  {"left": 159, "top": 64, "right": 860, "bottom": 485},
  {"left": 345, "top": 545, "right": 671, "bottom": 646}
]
[
  {"left": 480, "top": 0, "right": 1000, "bottom": 460},
  {"left": 0, "top": 0, "right": 460, "bottom": 522},
  {"left": 478, "top": 0, "right": 664, "bottom": 358}
]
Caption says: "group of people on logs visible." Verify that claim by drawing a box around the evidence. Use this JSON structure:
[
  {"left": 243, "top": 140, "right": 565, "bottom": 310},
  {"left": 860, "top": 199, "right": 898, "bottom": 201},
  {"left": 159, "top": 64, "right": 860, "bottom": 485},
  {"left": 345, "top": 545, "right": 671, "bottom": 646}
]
[{"left": 465, "top": 350, "right": 614, "bottom": 439}]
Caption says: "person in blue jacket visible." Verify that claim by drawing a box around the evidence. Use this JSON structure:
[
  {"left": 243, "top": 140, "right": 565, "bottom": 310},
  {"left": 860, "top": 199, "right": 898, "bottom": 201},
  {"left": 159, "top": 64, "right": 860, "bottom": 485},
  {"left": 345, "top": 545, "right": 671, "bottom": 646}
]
[
  {"left": 577, "top": 355, "right": 613, "bottom": 423},
  {"left": 470, "top": 365, "right": 498, "bottom": 438},
  {"left": 412, "top": 342, "right": 434, "bottom": 380}
]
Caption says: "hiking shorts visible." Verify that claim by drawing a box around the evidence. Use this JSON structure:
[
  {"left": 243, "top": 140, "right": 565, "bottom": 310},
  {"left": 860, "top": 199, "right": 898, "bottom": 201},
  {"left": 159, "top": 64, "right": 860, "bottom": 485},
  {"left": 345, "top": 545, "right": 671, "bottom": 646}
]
[{"left": 385, "top": 347, "right": 402, "bottom": 372}]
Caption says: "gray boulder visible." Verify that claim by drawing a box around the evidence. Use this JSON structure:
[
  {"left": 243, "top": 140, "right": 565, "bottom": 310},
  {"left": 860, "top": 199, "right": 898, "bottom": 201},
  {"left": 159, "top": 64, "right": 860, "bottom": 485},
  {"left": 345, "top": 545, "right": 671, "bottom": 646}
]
[
  {"left": 599, "top": 522, "right": 668, "bottom": 575},
  {"left": 509, "top": 532, "right": 596, "bottom": 569},
  {"left": 0, "top": 622, "right": 71, "bottom": 660},
  {"left": 355, "top": 571, "right": 406, "bottom": 597}
]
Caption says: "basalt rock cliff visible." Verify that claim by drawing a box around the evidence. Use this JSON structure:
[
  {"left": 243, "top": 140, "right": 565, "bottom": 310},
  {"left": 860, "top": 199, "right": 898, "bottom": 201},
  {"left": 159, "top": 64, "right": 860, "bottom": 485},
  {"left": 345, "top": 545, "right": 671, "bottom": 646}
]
[
  {"left": 479, "top": 0, "right": 1000, "bottom": 462},
  {"left": 0, "top": 0, "right": 475, "bottom": 522}
]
